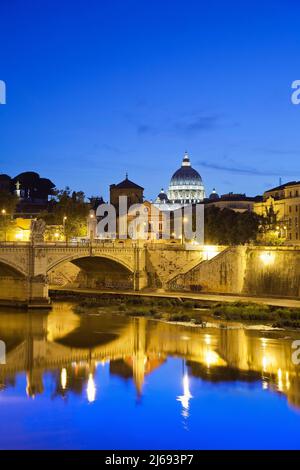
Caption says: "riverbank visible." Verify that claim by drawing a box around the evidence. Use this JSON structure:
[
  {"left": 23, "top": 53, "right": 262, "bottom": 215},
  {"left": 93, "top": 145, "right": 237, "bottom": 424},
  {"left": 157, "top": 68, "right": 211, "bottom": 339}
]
[
  {"left": 50, "top": 286, "right": 300, "bottom": 309},
  {"left": 50, "top": 288, "right": 300, "bottom": 329}
]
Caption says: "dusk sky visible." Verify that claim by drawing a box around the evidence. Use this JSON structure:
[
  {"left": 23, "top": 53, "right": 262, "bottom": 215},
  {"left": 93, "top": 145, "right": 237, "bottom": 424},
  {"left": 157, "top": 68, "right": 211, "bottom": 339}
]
[{"left": 0, "top": 0, "right": 300, "bottom": 201}]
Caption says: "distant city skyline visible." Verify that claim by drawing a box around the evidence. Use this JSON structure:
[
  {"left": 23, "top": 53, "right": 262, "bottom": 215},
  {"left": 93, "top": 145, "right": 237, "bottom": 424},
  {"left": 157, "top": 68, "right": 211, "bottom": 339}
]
[{"left": 1, "top": 0, "right": 300, "bottom": 201}]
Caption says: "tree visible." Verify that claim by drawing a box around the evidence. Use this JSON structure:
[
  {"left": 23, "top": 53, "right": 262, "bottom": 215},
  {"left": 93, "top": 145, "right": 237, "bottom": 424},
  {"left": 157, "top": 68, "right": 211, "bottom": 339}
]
[
  {"left": 204, "top": 206, "right": 261, "bottom": 245},
  {"left": 0, "top": 190, "right": 18, "bottom": 241},
  {"left": 41, "top": 187, "right": 90, "bottom": 240},
  {"left": 13, "top": 172, "right": 55, "bottom": 200},
  {"left": 258, "top": 204, "right": 285, "bottom": 245}
]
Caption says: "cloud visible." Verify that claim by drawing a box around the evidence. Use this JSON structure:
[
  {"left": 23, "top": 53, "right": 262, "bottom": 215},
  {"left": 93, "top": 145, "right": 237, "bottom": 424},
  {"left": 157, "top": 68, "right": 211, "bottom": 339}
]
[
  {"left": 174, "top": 114, "right": 220, "bottom": 134},
  {"left": 136, "top": 113, "right": 220, "bottom": 137},
  {"left": 253, "top": 147, "right": 300, "bottom": 156},
  {"left": 197, "top": 160, "right": 296, "bottom": 177},
  {"left": 137, "top": 124, "right": 157, "bottom": 136}
]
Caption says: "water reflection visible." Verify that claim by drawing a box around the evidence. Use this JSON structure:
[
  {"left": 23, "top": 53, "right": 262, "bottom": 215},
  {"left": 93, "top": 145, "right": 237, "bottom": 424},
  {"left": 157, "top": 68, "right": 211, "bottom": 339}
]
[
  {"left": 176, "top": 364, "right": 193, "bottom": 419},
  {"left": 0, "top": 302, "right": 300, "bottom": 411}
]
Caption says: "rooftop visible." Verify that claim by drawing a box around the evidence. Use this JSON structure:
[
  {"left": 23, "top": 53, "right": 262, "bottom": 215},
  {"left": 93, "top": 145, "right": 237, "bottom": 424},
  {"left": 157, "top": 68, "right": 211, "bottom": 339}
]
[
  {"left": 265, "top": 181, "right": 300, "bottom": 193},
  {"left": 111, "top": 175, "right": 144, "bottom": 191}
]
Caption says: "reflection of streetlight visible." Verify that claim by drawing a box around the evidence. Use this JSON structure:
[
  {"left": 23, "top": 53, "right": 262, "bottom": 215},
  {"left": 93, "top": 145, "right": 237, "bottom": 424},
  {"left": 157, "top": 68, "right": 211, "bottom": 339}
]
[
  {"left": 177, "top": 361, "right": 193, "bottom": 420},
  {"left": 61, "top": 368, "right": 67, "bottom": 390},
  {"left": 87, "top": 373, "right": 96, "bottom": 403}
]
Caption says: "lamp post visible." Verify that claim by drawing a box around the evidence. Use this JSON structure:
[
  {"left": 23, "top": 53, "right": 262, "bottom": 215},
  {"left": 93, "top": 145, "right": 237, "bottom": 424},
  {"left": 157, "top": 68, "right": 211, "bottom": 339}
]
[
  {"left": 89, "top": 213, "right": 95, "bottom": 242},
  {"left": 182, "top": 216, "right": 188, "bottom": 246},
  {"left": 1, "top": 209, "right": 7, "bottom": 242},
  {"left": 63, "top": 216, "right": 67, "bottom": 244}
]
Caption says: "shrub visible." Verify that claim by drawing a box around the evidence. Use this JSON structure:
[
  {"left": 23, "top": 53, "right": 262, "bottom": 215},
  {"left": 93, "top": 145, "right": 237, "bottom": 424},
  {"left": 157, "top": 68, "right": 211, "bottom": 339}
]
[{"left": 169, "top": 314, "right": 191, "bottom": 322}]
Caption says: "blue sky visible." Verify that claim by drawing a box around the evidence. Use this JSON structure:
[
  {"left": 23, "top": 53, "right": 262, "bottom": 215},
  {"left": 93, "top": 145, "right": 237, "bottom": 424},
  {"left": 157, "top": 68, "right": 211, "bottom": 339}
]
[{"left": 0, "top": 0, "right": 300, "bottom": 200}]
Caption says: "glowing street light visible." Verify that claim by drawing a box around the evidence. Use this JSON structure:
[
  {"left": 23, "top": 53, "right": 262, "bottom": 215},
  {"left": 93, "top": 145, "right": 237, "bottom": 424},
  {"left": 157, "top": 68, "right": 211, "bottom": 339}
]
[
  {"left": 1, "top": 209, "right": 7, "bottom": 242},
  {"left": 181, "top": 216, "right": 188, "bottom": 245},
  {"left": 260, "top": 251, "right": 275, "bottom": 266},
  {"left": 63, "top": 216, "right": 67, "bottom": 242}
]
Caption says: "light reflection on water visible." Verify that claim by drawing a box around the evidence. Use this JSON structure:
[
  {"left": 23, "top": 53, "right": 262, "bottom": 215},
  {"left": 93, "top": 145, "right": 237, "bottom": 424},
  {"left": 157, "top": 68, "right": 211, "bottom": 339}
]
[{"left": 0, "top": 301, "right": 300, "bottom": 449}]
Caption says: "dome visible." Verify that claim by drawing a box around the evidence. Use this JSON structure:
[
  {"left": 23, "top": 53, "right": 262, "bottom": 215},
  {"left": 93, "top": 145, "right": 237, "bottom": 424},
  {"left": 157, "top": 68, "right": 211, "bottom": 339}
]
[
  {"left": 167, "top": 152, "right": 205, "bottom": 204},
  {"left": 169, "top": 153, "right": 202, "bottom": 187},
  {"left": 209, "top": 188, "right": 219, "bottom": 200},
  {"left": 156, "top": 188, "right": 169, "bottom": 203}
]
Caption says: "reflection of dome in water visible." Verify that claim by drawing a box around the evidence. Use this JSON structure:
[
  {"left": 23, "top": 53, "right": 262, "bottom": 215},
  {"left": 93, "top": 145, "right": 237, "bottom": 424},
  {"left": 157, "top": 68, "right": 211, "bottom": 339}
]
[{"left": 168, "top": 152, "right": 205, "bottom": 204}]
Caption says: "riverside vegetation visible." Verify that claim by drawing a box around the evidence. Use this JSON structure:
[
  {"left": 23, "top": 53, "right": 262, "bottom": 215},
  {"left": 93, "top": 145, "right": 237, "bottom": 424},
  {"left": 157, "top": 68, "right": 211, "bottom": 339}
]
[{"left": 53, "top": 293, "right": 300, "bottom": 329}]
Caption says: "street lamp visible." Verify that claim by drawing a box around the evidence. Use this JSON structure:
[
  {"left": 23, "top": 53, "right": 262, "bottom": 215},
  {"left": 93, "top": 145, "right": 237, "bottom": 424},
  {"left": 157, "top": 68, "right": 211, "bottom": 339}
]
[
  {"left": 182, "top": 216, "right": 188, "bottom": 246},
  {"left": 1, "top": 209, "right": 7, "bottom": 242},
  {"left": 63, "top": 216, "right": 67, "bottom": 242}
]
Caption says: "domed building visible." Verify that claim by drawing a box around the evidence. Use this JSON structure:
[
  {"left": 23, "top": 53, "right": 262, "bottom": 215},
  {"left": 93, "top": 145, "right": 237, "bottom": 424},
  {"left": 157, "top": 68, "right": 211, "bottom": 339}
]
[
  {"left": 153, "top": 152, "right": 205, "bottom": 212},
  {"left": 155, "top": 188, "right": 170, "bottom": 205},
  {"left": 208, "top": 188, "right": 220, "bottom": 201},
  {"left": 167, "top": 152, "right": 205, "bottom": 204}
]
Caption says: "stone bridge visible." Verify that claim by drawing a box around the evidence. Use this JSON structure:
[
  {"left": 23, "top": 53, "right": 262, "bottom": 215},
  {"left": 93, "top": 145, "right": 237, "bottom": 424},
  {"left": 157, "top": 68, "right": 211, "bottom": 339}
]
[
  {"left": 0, "top": 240, "right": 149, "bottom": 307},
  {"left": 0, "top": 241, "right": 300, "bottom": 307}
]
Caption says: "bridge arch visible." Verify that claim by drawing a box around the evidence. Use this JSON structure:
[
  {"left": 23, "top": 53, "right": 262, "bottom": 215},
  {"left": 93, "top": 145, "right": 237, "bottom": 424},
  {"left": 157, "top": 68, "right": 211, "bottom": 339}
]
[
  {"left": 47, "top": 253, "right": 134, "bottom": 274},
  {"left": 0, "top": 259, "right": 27, "bottom": 277},
  {"left": 47, "top": 254, "right": 135, "bottom": 290}
]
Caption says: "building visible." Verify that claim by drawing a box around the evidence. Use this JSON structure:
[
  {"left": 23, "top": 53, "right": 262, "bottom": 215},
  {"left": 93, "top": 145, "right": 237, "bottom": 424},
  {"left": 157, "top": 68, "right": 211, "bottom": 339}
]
[
  {"left": 205, "top": 191, "right": 262, "bottom": 213},
  {"left": 154, "top": 152, "right": 205, "bottom": 212},
  {"left": 110, "top": 174, "right": 144, "bottom": 212},
  {"left": 168, "top": 152, "right": 205, "bottom": 204},
  {"left": 254, "top": 181, "right": 300, "bottom": 244}
]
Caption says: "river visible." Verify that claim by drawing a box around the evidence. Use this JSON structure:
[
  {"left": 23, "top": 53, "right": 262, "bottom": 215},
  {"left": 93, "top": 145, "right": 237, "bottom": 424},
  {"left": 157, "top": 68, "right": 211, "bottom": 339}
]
[{"left": 0, "top": 301, "right": 299, "bottom": 449}]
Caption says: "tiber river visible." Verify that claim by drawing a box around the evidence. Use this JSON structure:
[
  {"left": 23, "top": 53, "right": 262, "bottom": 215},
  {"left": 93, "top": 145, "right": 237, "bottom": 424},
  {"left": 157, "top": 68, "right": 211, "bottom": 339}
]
[{"left": 0, "top": 301, "right": 300, "bottom": 450}]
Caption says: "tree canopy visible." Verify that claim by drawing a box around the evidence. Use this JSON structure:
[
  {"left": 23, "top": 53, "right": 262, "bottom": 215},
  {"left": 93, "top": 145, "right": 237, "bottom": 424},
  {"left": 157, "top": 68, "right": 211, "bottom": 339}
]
[
  {"left": 41, "top": 187, "right": 90, "bottom": 239},
  {"left": 204, "top": 206, "right": 261, "bottom": 245}
]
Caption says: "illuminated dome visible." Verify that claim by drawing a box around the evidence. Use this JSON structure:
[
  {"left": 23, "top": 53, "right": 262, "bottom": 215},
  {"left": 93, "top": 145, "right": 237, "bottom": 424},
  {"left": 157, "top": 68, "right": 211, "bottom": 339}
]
[
  {"left": 209, "top": 188, "right": 219, "bottom": 200},
  {"left": 155, "top": 188, "right": 169, "bottom": 204},
  {"left": 168, "top": 152, "right": 205, "bottom": 204}
]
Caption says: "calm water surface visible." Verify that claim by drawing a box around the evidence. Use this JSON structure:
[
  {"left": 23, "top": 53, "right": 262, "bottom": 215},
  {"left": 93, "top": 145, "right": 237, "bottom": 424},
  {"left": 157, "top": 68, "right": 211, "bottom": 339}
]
[{"left": 0, "top": 301, "right": 300, "bottom": 450}]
